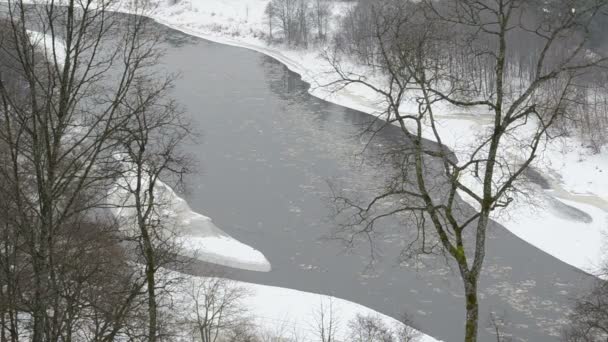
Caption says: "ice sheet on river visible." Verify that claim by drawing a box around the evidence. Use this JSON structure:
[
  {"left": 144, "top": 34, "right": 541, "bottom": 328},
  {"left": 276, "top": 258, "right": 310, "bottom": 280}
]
[{"left": 108, "top": 172, "right": 271, "bottom": 272}]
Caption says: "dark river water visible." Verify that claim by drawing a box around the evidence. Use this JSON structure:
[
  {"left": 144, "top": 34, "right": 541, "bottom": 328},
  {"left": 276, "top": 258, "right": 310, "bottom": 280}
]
[{"left": 155, "top": 23, "right": 594, "bottom": 342}]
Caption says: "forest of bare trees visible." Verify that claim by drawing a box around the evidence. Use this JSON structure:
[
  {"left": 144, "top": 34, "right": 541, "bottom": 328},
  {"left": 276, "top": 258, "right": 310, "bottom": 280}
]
[
  {"left": 0, "top": 0, "right": 190, "bottom": 339},
  {"left": 333, "top": 0, "right": 608, "bottom": 150}
]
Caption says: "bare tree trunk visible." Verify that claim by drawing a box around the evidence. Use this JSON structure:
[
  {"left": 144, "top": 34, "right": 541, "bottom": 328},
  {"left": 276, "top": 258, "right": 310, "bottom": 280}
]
[
  {"left": 143, "top": 231, "right": 158, "bottom": 342},
  {"left": 463, "top": 276, "right": 479, "bottom": 342}
]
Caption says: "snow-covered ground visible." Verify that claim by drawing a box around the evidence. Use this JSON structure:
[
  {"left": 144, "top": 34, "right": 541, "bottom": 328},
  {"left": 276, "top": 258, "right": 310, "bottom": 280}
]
[
  {"left": 109, "top": 0, "right": 608, "bottom": 274},
  {"left": 169, "top": 271, "right": 442, "bottom": 342}
]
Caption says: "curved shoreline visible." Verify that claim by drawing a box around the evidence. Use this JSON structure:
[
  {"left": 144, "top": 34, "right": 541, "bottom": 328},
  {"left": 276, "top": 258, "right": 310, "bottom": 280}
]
[{"left": 143, "top": 13, "right": 608, "bottom": 275}]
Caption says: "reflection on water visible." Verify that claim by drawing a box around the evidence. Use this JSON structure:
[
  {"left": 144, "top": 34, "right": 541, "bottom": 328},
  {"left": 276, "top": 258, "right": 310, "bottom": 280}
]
[{"left": 158, "top": 26, "right": 594, "bottom": 342}]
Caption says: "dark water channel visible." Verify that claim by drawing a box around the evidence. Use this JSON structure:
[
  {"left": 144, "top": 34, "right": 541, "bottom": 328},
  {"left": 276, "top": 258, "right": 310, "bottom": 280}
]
[{"left": 158, "top": 24, "right": 594, "bottom": 342}]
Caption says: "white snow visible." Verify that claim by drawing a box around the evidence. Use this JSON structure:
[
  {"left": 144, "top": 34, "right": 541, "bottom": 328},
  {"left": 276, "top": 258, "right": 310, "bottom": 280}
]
[
  {"left": 240, "top": 283, "right": 442, "bottom": 342},
  {"left": 178, "top": 235, "right": 272, "bottom": 272},
  {"left": 502, "top": 195, "right": 608, "bottom": 272},
  {"left": 26, "top": 30, "right": 67, "bottom": 67},
  {"left": 104, "top": 0, "right": 608, "bottom": 273},
  {"left": 170, "top": 271, "right": 442, "bottom": 342}
]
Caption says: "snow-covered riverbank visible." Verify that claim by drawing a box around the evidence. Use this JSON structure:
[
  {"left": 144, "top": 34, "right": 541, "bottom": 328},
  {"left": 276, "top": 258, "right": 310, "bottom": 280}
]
[
  {"left": 108, "top": 174, "right": 272, "bottom": 272},
  {"left": 116, "top": 0, "right": 608, "bottom": 274},
  {"left": 169, "top": 271, "right": 441, "bottom": 342}
]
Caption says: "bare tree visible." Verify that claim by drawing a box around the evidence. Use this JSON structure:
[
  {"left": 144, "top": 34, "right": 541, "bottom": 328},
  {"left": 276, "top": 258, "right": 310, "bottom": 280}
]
[
  {"left": 487, "top": 312, "right": 511, "bottom": 342},
  {"left": 312, "top": 297, "right": 339, "bottom": 342},
  {"left": 346, "top": 313, "right": 421, "bottom": 342},
  {"left": 0, "top": 0, "right": 184, "bottom": 339},
  {"left": 296, "top": 0, "right": 310, "bottom": 47},
  {"left": 226, "top": 323, "right": 262, "bottom": 342},
  {"left": 267, "top": 0, "right": 312, "bottom": 46},
  {"left": 325, "top": 1, "right": 608, "bottom": 341},
  {"left": 269, "top": 0, "right": 298, "bottom": 45},
  {"left": 265, "top": 2, "right": 275, "bottom": 43},
  {"left": 394, "top": 314, "right": 421, "bottom": 342},
  {"left": 183, "top": 277, "right": 250, "bottom": 342},
  {"left": 112, "top": 75, "right": 191, "bottom": 341},
  {"left": 347, "top": 314, "right": 394, "bottom": 342},
  {"left": 562, "top": 276, "right": 608, "bottom": 342}
]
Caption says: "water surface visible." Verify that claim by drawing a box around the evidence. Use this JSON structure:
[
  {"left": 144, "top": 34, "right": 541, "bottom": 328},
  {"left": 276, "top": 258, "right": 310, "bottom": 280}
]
[{"left": 159, "top": 25, "right": 593, "bottom": 342}]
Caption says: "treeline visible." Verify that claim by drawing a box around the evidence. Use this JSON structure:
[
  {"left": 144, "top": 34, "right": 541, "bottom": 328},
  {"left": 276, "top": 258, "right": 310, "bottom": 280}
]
[
  {"left": 264, "top": 0, "right": 338, "bottom": 47},
  {"left": 328, "top": 0, "right": 608, "bottom": 151}
]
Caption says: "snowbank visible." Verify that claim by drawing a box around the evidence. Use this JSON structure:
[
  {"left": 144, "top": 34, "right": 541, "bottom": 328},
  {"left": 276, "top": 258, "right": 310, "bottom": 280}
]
[
  {"left": 240, "top": 283, "right": 442, "bottom": 342},
  {"left": 169, "top": 271, "right": 442, "bottom": 342},
  {"left": 108, "top": 169, "right": 271, "bottom": 272},
  {"left": 23, "top": 25, "right": 270, "bottom": 272}
]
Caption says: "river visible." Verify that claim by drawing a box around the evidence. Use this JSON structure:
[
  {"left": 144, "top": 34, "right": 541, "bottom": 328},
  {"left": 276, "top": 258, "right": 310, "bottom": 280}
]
[{"left": 155, "top": 22, "right": 594, "bottom": 342}]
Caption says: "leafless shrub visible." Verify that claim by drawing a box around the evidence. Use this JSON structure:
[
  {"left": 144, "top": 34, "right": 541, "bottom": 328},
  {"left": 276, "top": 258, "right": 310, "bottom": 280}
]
[
  {"left": 347, "top": 313, "right": 421, "bottom": 342},
  {"left": 562, "top": 277, "right": 608, "bottom": 341},
  {"left": 183, "top": 277, "right": 252, "bottom": 342}
]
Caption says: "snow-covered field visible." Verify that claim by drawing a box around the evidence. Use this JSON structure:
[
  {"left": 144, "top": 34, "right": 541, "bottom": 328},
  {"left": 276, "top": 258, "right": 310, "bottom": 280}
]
[{"left": 109, "top": 0, "right": 608, "bottom": 274}]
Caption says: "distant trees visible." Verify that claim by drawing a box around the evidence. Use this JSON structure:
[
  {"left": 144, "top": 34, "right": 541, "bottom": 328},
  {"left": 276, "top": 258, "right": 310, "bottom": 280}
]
[
  {"left": 313, "top": 0, "right": 331, "bottom": 41},
  {"left": 265, "top": 0, "right": 331, "bottom": 46},
  {"left": 265, "top": 2, "right": 275, "bottom": 42},
  {"left": 335, "top": 0, "right": 608, "bottom": 150},
  {"left": 324, "top": 0, "right": 608, "bottom": 341}
]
